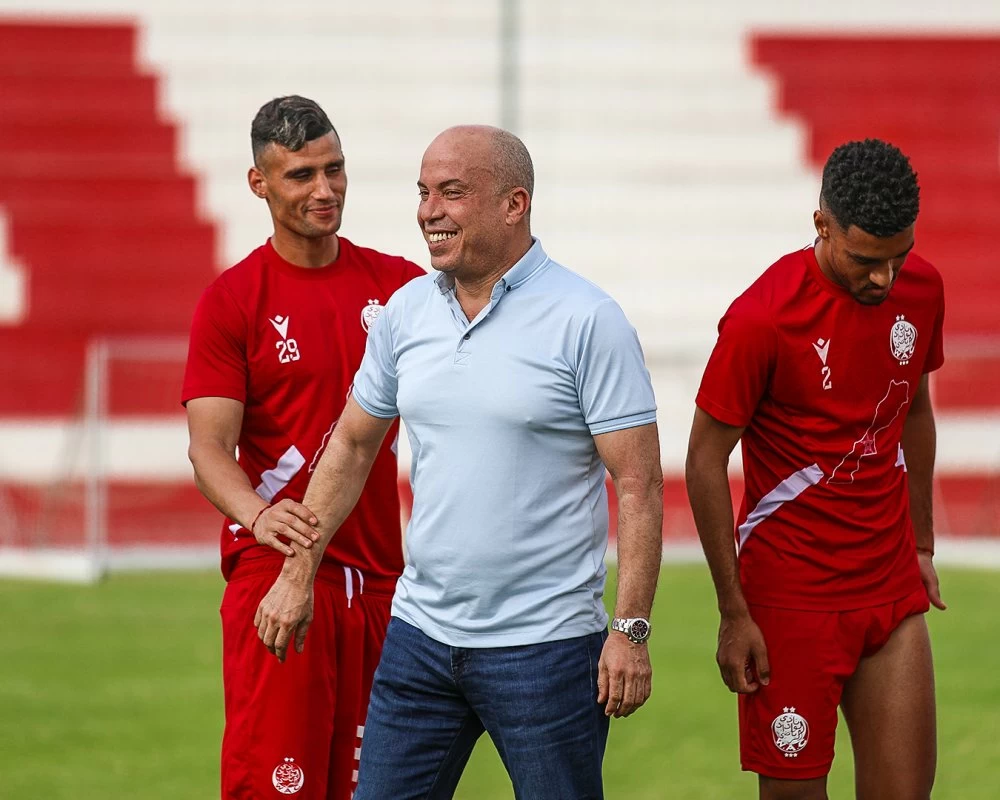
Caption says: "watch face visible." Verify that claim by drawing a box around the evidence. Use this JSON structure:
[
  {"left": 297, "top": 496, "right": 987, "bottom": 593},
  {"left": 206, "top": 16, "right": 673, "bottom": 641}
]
[{"left": 630, "top": 619, "right": 650, "bottom": 641}]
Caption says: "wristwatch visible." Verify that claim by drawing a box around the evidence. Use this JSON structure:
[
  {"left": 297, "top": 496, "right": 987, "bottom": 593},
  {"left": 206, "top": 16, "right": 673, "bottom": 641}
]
[{"left": 611, "top": 617, "right": 652, "bottom": 644}]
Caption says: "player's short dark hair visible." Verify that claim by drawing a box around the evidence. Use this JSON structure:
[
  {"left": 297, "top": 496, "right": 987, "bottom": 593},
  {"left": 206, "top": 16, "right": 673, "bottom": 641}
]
[
  {"left": 820, "top": 139, "right": 920, "bottom": 238},
  {"left": 251, "top": 95, "right": 338, "bottom": 165}
]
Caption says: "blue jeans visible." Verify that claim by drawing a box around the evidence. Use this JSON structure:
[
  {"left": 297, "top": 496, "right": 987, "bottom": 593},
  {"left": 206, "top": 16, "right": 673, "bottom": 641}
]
[{"left": 354, "top": 618, "right": 610, "bottom": 799}]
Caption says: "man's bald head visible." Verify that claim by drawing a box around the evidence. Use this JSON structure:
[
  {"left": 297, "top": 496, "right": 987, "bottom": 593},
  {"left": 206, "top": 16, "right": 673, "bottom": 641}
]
[
  {"left": 417, "top": 125, "right": 535, "bottom": 278},
  {"left": 426, "top": 125, "right": 534, "bottom": 200}
]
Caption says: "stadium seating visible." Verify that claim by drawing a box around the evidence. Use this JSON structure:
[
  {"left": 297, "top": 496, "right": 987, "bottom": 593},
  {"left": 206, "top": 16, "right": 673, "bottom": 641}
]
[
  {"left": 0, "top": 20, "right": 216, "bottom": 416},
  {"left": 0, "top": 1, "right": 997, "bottom": 561},
  {"left": 753, "top": 35, "right": 1000, "bottom": 409}
]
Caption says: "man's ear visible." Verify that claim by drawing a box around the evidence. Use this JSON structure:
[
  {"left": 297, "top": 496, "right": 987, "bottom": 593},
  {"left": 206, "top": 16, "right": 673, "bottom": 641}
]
[
  {"left": 813, "top": 208, "right": 830, "bottom": 241},
  {"left": 505, "top": 187, "right": 531, "bottom": 226},
  {"left": 248, "top": 165, "right": 267, "bottom": 199}
]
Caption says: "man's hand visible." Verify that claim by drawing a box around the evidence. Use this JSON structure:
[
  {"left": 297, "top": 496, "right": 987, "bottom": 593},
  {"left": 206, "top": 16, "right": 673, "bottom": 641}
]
[
  {"left": 251, "top": 499, "right": 320, "bottom": 557},
  {"left": 254, "top": 576, "right": 314, "bottom": 662},
  {"left": 717, "top": 612, "right": 770, "bottom": 693},
  {"left": 597, "top": 633, "right": 652, "bottom": 718},
  {"left": 918, "top": 550, "right": 946, "bottom": 610}
]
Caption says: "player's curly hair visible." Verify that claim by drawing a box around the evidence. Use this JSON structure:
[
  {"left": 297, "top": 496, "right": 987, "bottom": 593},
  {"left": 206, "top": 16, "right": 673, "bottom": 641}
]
[
  {"left": 251, "top": 95, "right": 338, "bottom": 165},
  {"left": 820, "top": 139, "right": 920, "bottom": 237}
]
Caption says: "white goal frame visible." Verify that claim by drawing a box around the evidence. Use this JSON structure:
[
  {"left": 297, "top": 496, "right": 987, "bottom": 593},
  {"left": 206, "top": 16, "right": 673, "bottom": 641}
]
[{"left": 0, "top": 336, "right": 215, "bottom": 582}]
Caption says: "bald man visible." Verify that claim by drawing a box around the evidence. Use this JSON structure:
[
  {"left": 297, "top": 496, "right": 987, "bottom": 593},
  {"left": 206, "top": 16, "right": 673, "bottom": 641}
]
[{"left": 254, "top": 126, "right": 664, "bottom": 798}]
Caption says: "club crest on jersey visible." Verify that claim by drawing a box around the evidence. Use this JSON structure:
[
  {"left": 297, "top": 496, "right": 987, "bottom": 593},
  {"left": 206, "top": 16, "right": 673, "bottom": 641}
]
[
  {"left": 269, "top": 314, "right": 301, "bottom": 364},
  {"left": 272, "top": 757, "right": 304, "bottom": 794},
  {"left": 361, "top": 299, "right": 384, "bottom": 333},
  {"left": 771, "top": 707, "right": 809, "bottom": 757},
  {"left": 890, "top": 315, "right": 917, "bottom": 366}
]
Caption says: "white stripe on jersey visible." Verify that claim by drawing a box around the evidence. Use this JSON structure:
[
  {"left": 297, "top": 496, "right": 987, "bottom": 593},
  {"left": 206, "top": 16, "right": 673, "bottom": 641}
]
[
  {"left": 738, "top": 464, "right": 824, "bottom": 552},
  {"left": 257, "top": 445, "right": 306, "bottom": 502}
]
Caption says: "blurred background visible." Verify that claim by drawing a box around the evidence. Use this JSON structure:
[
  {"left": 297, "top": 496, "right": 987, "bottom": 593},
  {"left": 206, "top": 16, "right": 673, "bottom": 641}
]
[
  {"left": 1, "top": 0, "right": 998, "bottom": 577},
  {"left": 0, "top": 1, "right": 997, "bottom": 797}
]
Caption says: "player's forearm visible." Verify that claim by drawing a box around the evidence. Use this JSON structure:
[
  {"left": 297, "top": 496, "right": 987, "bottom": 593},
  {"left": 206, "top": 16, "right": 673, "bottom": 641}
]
[
  {"left": 901, "top": 404, "right": 937, "bottom": 552},
  {"left": 612, "top": 473, "right": 664, "bottom": 620},
  {"left": 685, "top": 452, "right": 747, "bottom": 618},
  {"left": 189, "top": 442, "right": 268, "bottom": 531},
  {"left": 280, "top": 433, "right": 379, "bottom": 582}
]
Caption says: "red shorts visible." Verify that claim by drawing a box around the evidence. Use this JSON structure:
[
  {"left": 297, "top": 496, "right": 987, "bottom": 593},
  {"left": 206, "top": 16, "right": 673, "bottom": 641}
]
[
  {"left": 739, "top": 586, "right": 929, "bottom": 780},
  {"left": 220, "top": 556, "right": 395, "bottom": 799}
]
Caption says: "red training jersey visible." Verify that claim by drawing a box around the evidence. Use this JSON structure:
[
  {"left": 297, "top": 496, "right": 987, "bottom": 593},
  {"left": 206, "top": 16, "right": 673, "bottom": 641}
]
[
  {"left": 182, "top": 237, "right": 424, "bottom": 581},
  {"left": 696, "top": 244, "right": 945, "bottom": 610}
]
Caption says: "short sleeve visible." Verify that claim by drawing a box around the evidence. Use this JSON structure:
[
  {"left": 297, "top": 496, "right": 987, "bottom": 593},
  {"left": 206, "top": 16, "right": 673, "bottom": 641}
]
[
  {"left": 181, "top": 281, "right": 248, "bottom": 405},
  {"left": 923, "top": 286, "right": 945, "bottom": 374},
  {"left": 575, "top": 299, "right": 657, "bottom": 435},
  {"left": 351, "top": 295, "right": 400, "bottom": 419},
  {"left": 696, "top": 295, "right": 778, "bottom": 428}
]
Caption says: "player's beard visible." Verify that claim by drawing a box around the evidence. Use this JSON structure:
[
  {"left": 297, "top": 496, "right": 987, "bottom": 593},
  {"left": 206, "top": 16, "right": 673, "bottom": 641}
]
[
  {"left": 854, "top": 289, "right": 889, "bottom": 306},
  {"left": 299, "top": 208, "right": 342, "bottom": 239},
  {"left": 853, "top": 278, "right": 894, "bottom": 305},
  {"left": 831, "top": 252, "right": 894, "bottom": 306}
]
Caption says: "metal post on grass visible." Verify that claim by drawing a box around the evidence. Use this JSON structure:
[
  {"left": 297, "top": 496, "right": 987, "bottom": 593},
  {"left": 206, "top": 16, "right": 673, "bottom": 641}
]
[{"left": 84, "top": 338, "right": 110, "bottom": 582}]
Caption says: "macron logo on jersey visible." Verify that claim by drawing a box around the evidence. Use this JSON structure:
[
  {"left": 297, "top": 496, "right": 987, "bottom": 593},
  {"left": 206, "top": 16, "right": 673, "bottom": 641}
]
[
  {"left": 269, "top": 315, "right": 301, "bottom": 364},
  {"left": 269, "top": 315, "right": 290, "bottom": 340},
  {"left": 812, "top": 338, "right": 832, "bottom": 391},
  {"left": 812, "top": 338, "right": 830, "bottom": 365}
]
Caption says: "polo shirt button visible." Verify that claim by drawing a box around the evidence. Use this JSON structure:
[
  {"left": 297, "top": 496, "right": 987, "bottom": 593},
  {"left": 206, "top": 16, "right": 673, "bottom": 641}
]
[
  {"left": 463, "top": 334, "right": 470, "bottom": 340},
  {"left": 505, "top": 286, "right": 511, "bottom": 292}
]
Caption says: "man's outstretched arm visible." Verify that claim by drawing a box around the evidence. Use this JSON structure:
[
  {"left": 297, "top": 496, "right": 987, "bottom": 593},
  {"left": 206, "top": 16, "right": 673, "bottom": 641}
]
[
  {"left": 186, "top": 396, "right": 320, "bottom": 556},
  {"left": 902, "top": 374, "right": 945, "bottom": 610},
  {"left": 594, "top": 421, "right": 663, "bottom": 718},
  {"left": 254, "top": 396, "right": 395, "bottom": 661},
  {"left": 685, "top": 407, "right": 770, "bottom": 694}
]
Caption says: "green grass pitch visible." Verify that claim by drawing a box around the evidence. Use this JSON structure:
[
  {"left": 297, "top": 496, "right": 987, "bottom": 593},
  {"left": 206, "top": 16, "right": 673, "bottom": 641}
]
[{"left": 0, "top": 565, "right": 996, "bottom": 798}]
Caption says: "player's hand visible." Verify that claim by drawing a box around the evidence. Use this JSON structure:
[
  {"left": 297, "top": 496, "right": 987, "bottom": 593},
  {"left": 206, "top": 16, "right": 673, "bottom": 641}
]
[
  {"left": 254, "top": 575, "right": 314, "bottom": 662},
  {"left": 717, "top": 612, "right": 770, "bottom": 694},
  {"left": 918, "top": 550, "right": 946, "bottom": 610},
  {"left": 597, "top": 632, "right": 652, "bottom": 718},
  {"left": 251, "top": 499, "right": 320, "bottom": 557}
]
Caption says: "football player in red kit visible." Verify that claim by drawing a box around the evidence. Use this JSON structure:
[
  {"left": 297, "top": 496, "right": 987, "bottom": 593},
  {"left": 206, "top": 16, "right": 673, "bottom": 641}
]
[
  {"left": 183, "top": 96, "right": 422, "bottom": 799},
  {"left": 686, "top": 139, "right": 945, "bottom": 800}
]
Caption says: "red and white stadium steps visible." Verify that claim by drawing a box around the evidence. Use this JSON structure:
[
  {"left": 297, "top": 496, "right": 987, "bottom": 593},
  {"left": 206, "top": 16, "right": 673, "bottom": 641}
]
[
  {"left": 0, "top": 20, "right": 216, "bottom": 416},
  {"left": 0, "top": 22, "right": 996, "bottom": 557}
]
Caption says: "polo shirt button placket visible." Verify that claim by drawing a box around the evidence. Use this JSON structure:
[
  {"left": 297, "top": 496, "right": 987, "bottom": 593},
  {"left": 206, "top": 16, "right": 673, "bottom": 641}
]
[{"left": 454, "top": 330, "right": 472, "bottom": 365}]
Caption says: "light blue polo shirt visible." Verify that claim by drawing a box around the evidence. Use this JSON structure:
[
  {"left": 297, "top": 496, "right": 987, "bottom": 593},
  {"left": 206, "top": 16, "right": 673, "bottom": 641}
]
[{"left": 352, "top": 238, "right": 656, "bottom": 647}]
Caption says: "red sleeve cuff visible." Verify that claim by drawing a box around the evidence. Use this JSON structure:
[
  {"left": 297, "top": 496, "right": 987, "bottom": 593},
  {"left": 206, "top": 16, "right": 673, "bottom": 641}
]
[
  {"left": 695, "top": 391, "right": 751, "bottom": 428},
  {"left": 181, "top": 385, "right": 246, "bottom": 406}
]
